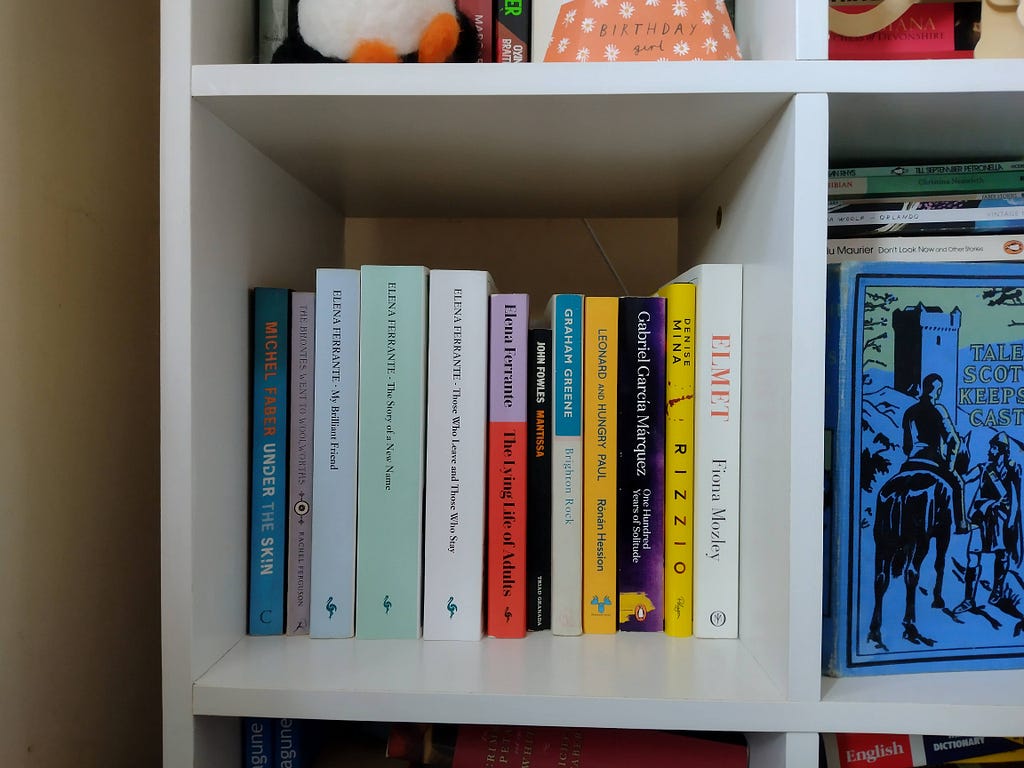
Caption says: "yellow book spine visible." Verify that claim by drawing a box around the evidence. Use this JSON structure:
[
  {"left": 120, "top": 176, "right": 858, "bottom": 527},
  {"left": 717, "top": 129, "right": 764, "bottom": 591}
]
[
  {"left": 660, "top": 282, "right": 696, "bottom": 637},
  {"left": 583, "top": 296, "right": 618, "bottom": 633}
]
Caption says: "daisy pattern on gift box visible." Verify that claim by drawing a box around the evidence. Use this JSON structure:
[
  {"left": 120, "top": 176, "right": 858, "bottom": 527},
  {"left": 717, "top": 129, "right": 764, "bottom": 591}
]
[{"left": 543, "top": 0, "right": 740, "bottom": 60}]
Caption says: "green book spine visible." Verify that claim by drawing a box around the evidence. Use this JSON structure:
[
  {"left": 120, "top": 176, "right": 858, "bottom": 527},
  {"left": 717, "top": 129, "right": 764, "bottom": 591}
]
[
  {"left": 356, "top": 265, "right": 429, "bottom": 638},
  {"left": 828, "top": 170, "right": 1024, "bottom": 199}
]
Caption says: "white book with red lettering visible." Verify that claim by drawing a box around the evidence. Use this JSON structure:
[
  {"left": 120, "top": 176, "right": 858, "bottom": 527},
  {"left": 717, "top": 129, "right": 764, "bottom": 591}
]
[{"left": 663, "top": 264, "right": 742, "bottom": 638}]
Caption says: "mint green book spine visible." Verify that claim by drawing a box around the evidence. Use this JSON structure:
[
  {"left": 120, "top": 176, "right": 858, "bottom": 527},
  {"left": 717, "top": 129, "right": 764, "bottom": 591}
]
[
  {"left": 356, "top": 265, "right": 429, "bottom": 638},
  {"left": 828, "top": 170, "right": 1024, "bottom": 199}
]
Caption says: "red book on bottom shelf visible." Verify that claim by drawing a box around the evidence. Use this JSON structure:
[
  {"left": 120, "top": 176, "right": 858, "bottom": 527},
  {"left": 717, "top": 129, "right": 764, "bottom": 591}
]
[{"left": 452, "top": 725, "right": 747, "bottom": 768}]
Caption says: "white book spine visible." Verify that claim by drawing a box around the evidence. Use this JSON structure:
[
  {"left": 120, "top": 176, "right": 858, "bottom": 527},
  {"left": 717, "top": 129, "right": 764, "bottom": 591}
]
[
  {"left": 548, "top": 294, "right": 584, "bottom": 636},
  {"left": 673, "top": 264, "right": 742, "bottom": 639},
  {"left": 422, "top": 270, "right": 493, "bottom": 640},
  {"left": 309, "top": 268, "right": 360, "bottom": 638},
  {"left": 826, "top": 233, "right": 1024, "bottom": 263},
  {"left": 551, "top": 435, "right": 583, "bottom": 635}
]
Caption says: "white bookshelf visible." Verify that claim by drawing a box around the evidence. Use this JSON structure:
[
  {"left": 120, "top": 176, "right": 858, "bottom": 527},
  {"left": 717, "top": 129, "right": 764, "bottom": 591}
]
[{"left": 161, "top": 1, "right": 1024, "bottom": 766}]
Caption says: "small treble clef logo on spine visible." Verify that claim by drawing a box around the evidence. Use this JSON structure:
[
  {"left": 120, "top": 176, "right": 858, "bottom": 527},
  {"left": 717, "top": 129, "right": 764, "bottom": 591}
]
[
  {"left": 325, "top": 596, "right": 337, "bottom": 620},
  {"left": 447, "top": 596, "right": 458, "bottom": 619},
  {"left": 383, "top": 595, "right": 392, "bottom": 614}
]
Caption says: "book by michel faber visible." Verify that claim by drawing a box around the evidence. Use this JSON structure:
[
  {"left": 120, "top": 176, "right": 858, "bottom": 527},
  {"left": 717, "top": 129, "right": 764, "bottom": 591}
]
[
  {"left": 248, "top": 287, "right": 290, "bottom": 636},
  {"left": 824, "top": 260, "right": 1024, "bottom": 675}
]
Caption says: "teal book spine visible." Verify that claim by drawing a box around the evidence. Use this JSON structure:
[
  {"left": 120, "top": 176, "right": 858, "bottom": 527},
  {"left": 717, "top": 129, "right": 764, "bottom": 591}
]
[
  {"left": 248, "top": 287, "right": 290, "bottom": 635},
  {"left": 309, "top": 269, "right": 360, "bottom": 638},
  {"left": 356, "top": 265, "right": 429, "bottom": 638}
]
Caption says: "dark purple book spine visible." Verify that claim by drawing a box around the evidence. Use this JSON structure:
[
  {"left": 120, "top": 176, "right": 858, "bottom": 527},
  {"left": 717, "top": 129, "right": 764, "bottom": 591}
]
[{"left": 616, "top": 296, "right": 666, "bottom": 631}]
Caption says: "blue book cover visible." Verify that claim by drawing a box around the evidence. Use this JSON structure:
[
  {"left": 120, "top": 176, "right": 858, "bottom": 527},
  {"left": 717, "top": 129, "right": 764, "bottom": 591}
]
[
  {"left": 249, "top": 287, "right": 290, "bottom": 635},
  {"left": 243, "top": 717, "right": 276, "bottom": 768},
  {"left": 309, "top": 269, "right": 360, "bottom": 638},
  {"left": 824, "top": 260, "right": 1024, "bottom": 676},
  {"left": 276, "top": 718, "right": 305, "bottom": 768}
]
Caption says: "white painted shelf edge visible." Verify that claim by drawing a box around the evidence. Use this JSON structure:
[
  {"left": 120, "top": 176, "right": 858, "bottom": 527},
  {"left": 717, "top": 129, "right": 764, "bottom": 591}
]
[{"left": 191, "top": 60, "right": 1024, "bottom": 98}]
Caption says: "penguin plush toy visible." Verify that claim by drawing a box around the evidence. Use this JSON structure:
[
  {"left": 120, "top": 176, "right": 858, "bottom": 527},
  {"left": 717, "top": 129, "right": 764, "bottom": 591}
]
[{"left": 272, "top": 0, "right": 481, "bottom": 63}]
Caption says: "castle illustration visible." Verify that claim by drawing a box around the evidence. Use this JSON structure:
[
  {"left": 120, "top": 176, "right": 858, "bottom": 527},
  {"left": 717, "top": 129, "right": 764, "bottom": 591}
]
[{"left": 891, "top": 302, "right": 962, "bottom": 414}]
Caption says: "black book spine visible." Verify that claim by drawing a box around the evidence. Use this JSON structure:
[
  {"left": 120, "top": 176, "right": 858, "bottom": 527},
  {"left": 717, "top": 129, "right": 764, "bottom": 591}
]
[
  {"left": 495, "top": 0, "right": 530, "bottom": 62},
  {"left": 527, "top": 328, "right": 552, "bottom": 631}
]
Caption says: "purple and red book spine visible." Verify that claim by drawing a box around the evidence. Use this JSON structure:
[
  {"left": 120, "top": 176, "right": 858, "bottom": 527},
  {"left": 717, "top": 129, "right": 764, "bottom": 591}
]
[
  {"left": 487, "top": 293, "right": 529, "bottom": 637},
  {"left": 616, "top": 296, "right": 667, "bottom": 631}
]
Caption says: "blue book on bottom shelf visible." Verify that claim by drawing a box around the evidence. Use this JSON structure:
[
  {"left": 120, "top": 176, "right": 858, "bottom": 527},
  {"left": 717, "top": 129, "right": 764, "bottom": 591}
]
[
  {"left": 824, "top": 259, "right": 1024, "bottom": 676},
  {"left": 244, "top": 718, "right": 305, "bottom": 768},
  {"left": 244, "top": 718, "right": 275, "bottom": 767}
]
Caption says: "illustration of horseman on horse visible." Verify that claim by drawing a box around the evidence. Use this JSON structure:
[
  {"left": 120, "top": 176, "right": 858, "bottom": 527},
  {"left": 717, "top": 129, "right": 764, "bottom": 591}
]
[
  {"left": 868, "top": 373, "right": 968, "bottom": 650},
  {"left": 868, "top": 372, "right": 1024, "bottom": 650}
]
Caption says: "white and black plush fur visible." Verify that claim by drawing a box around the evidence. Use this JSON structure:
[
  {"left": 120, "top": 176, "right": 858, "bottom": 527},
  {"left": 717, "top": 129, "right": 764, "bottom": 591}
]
[{"left": 272, "top": 0, "right": 480, "bottom": 62}]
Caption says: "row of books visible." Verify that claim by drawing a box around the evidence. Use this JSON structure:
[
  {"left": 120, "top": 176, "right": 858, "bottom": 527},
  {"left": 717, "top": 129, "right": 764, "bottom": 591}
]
[
  {"left": 243, "top": 718, "right": 1024, "bottom": 768},
  {"left": 245, "top": 718, "right": 305, "bottom": 768},
  {"left": 385, "top": 723, "right": 747, "bottom": 767},
  {"left": 822, "top": 733, "right": 1024, "bottom": 768},
  {"left": 242, "top": 720, "right": 748, "bottom": 768},
  {"left": 822, "top": 158, "right": 1024, "bottom": 677},
  {"left": 248, "top": 263, "right": 743, "bottom": 641}
]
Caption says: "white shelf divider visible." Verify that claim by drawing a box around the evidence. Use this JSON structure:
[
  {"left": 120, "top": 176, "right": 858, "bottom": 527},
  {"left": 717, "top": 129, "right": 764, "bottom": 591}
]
[{"left": 164, "top": 2, "right": 1024, "bottom": 766}]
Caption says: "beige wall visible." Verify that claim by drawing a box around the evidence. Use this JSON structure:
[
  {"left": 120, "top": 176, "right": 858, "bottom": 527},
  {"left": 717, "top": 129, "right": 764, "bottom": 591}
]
[{"left": 0, "top": 2, "right": 162, "bottom": 766}]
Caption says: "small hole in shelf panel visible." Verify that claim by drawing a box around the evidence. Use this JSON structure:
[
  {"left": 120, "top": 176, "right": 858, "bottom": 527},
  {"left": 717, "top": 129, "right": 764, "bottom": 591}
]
[{"left": 716, "top": 206, "right": 723, "bottom": 230}]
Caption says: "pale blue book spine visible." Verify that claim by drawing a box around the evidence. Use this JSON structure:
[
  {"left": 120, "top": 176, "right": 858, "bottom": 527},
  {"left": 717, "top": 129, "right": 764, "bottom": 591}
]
[
  {"left": 356, "top": 265, "right": 429, "bottom": 638},
  {"left": 548, "top": 293, "right": 585, "bottom": 636},
  {"left": 309, "top": 269, "right": 360, "bottom": 638},
  {"left": 249, "top": 287, "right": 290, "bottom": 635}
]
